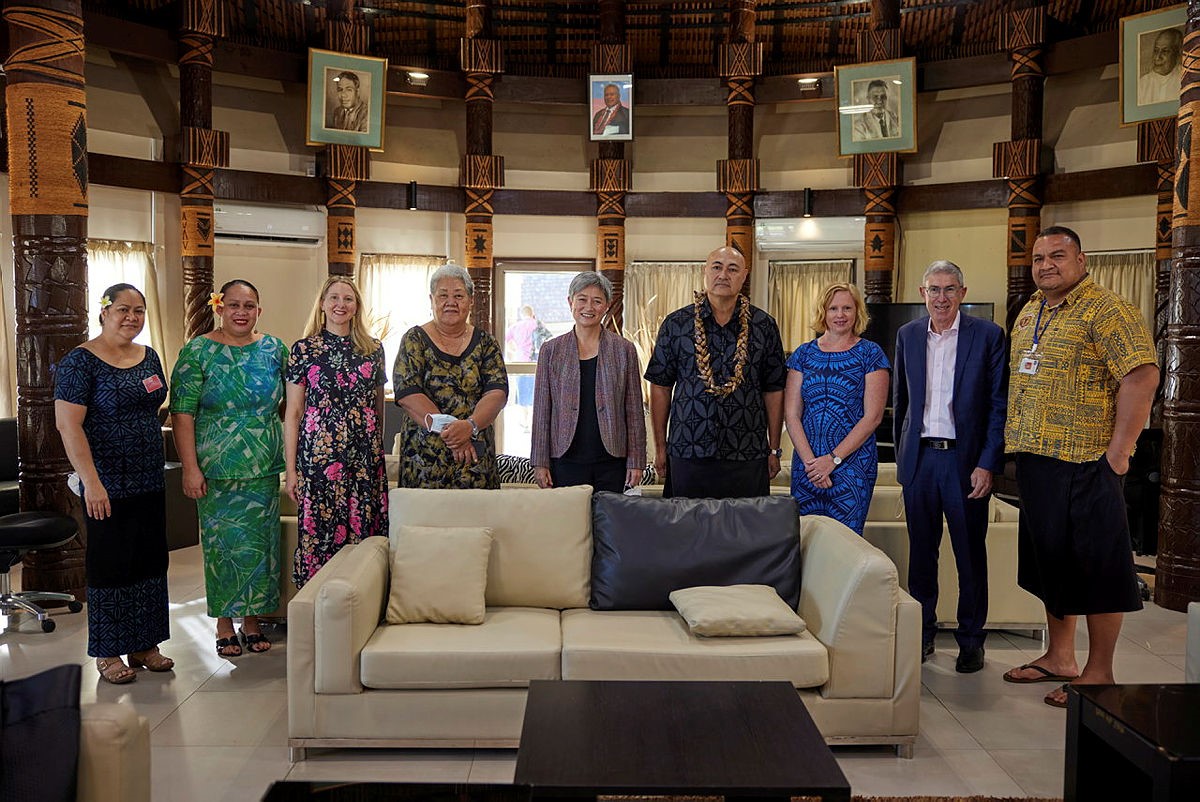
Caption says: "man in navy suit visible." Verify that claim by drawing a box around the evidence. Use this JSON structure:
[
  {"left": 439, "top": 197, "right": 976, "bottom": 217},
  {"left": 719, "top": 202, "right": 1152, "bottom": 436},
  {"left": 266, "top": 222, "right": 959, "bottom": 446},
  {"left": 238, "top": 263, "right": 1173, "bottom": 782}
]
[{"left": 893, "top": 260, "right": 1006, "bottom": 673}]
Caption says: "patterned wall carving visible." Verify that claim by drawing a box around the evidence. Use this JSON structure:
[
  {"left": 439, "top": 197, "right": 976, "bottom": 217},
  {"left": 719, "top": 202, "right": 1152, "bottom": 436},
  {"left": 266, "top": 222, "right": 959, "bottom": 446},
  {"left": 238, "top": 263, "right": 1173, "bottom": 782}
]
[
  {"left": 327, "top": 20, "right": 369, "bottom": 55},
  {"left": 853, "top": 152, "right": 898, "bottom": 189},
  {"left": 1000, "top": 6, "right": 1045, "bottom": 51},
  {"left": 992, "top": 139, "right": 1041, "bottom": 179},
  {"left": 327, "top": 179, "right": 356, "bottom": 273},
  {"left": 1005, "top": 209, "right": 1040, "bottom": 332},
  {"left": 863, "top": 187, "right": 895, "bottom": 215},
  {"left": 856, "top": 29, "right": 901, "bottom": 62},
  {"left": 179, "top": 32, "right": 215, "bottom": 67},
  {"left": 716, "top": 159, "right": 759, "bottom": 194},
  {"left": 864, "top": 217, "right": 895, "bottom": 303},
  {"left": 460, "top": 38, "right": 503, "bottom": 73},
  {"left": 460, "top": 154, "right": 504, "bottom": 190},
  {"left": 600, "top": 267, "right": 625, "bottom": 334},
  {"left": 322, "top": 144, "right": 370, "bottom": 181},
  {"left": 718, "top": 43, "right": 763, "bottom": 79},
  {"left": 466, "top": 72, "right": 496, "bottom": 103},
  {"left": 590, "top": 159, "right": 631, "bottom": 193},
  {"left": 181, "top": 126, "right": 229, "bottom": 168},
  {"left": 180, "top": 201, "right": 215, "bottom": 258},
  {"left": 6, "top": 83, "right": 88, "bottom": 217},
  {"left": 1139, "top": 117, "right": 1176, "bottom": 165},
  {"left": 183, "top": 0, "right": 226, "bottom": 37},
  {"left": 590, "top": 43, "right": 630, "bottom": 74}
]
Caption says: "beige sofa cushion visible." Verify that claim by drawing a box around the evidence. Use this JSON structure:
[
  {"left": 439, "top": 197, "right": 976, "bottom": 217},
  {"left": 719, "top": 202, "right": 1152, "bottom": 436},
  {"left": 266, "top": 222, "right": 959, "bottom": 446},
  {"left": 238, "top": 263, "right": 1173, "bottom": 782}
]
[
  {"left": 360, "top": 607, "right": 563, "bottom": 689},
  {"left": 389, "top": 486, "right": 592, "bottom": 608},
  {"left": 561, "top": 609, "right": 829, "bottom": 689},
  {"left": 669, "top": 584, "right": 807, "bottom": 637},
  {"left": 386, "top": 525, "right": 493, "bottom": 625}
]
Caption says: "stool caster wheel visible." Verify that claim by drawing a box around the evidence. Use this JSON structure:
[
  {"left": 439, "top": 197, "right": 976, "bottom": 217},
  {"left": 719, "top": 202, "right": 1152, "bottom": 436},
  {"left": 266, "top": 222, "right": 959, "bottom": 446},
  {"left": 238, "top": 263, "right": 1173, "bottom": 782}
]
[
  {"left": 68, "top": 601, "right": 83, "bottom": 613},
  {"left": 41, "top": 618, "right": 56, "bottom": 633}
]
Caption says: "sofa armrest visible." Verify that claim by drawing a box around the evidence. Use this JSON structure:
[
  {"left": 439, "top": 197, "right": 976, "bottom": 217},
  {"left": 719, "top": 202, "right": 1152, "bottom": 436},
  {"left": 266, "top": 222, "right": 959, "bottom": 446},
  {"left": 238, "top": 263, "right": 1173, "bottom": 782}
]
[
  {"left": 78, "top": 703, "right": 149, "bottom": 802},
  {"left": 313, "top": 536, "right": 390, "bottom": 693},
  {"left": 798, "top": 515, "right": 901, "bottom": 699}
]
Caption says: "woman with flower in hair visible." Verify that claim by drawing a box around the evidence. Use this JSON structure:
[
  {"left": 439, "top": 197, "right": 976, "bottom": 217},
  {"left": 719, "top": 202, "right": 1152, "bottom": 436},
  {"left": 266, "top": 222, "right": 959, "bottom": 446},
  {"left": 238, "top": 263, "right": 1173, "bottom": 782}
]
[
  {"left": 170, "top": 279, "right": 287, "bottom": 657},
  {"left": 784, "top": 282, "right": 889, "bottom": 535},
  {"left": 55, "top": 283, "right": 174, "bottom": 683},
  {"left": 284, "top": 276, "right": 388, "bottom": 588}
]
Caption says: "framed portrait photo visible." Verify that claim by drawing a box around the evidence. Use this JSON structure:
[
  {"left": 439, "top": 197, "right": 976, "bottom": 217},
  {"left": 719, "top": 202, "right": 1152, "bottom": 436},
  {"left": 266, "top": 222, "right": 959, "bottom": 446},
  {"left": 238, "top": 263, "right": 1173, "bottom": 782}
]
[
  {"left": 589, "top": 74, "right": 633, "bottom": 141},
  {"left": 307, "top": 48, "right": 388, "bottom": 151},
  {"left": 834, "top": 58, "right": 917, "bottom": 157},
  {"left": 1120, "top": 5, "right": 1185, "bottom": 126}
]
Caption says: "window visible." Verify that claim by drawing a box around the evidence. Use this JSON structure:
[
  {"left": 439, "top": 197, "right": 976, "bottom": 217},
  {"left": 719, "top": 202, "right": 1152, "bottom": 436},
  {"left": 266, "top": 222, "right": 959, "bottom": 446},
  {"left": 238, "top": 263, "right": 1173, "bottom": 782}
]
[{"left": 359, "top": 253, "right": 444, "bottom": 391}]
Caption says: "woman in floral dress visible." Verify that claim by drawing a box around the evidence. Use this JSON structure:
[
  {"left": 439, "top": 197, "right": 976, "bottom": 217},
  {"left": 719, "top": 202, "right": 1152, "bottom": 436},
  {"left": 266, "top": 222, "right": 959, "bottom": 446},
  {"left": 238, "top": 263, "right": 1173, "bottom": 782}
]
[
  {"left": 393, "top": 263, "right": 508, "bottom": 489},
  {"left": 171, "top": 279, "right": 287, "bottom": 657},
  {"left": 284, "top": 276, "right": 388, "bottom": 588}
]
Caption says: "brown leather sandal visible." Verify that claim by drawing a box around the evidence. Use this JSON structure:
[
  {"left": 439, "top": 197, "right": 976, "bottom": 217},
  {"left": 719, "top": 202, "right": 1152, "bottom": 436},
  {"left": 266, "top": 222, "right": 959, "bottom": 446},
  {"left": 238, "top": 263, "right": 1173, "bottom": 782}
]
[
  {"left": 128, "top": 648, "right": 175, "bottom": 672},
  {"left": 96, "top": 657, "right": 136, "bottom": 684}
]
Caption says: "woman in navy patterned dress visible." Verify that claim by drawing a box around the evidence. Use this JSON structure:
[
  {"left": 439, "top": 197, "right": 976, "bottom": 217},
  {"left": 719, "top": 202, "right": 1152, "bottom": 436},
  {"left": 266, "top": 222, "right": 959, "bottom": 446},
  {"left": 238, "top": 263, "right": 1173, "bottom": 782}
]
[
  {"left": 784, "top": 283, "right": 890, "bottom": 535},
  {"left": 284, "top": 277, "right": 388, "bottom": 588},
  {"left": 55, "top": 283, "right": 173, "bottom": 684}
]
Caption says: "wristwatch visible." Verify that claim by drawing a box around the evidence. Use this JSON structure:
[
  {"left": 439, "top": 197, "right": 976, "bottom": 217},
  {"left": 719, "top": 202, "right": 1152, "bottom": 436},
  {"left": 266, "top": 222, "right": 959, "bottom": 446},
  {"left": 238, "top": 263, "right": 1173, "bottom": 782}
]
[
  {"left": 769, "top": 448, "right": 783, "bottom": 458},
  {"left": 830, "top": 453, "right": 843, "bottom": 468},
  {"left": 468, "top": 417, "right": 480, "bottom": 439}
]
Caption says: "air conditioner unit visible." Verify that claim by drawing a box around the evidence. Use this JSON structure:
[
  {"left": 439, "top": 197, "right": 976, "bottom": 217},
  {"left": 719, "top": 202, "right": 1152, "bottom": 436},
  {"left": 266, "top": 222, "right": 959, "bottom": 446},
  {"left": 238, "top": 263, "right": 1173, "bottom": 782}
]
[
  {"left": 755, "top": 216, "right": 865, "bottom": 252},
  {"left": 213, "top": 202, "right": 325, "bottom": 247}
]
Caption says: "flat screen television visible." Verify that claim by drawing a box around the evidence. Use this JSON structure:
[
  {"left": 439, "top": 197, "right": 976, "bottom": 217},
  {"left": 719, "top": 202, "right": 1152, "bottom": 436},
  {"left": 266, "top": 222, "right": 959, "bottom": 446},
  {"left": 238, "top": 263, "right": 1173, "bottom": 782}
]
[{"left": 862, "top": 302, "right": 996, "bottom": 365}]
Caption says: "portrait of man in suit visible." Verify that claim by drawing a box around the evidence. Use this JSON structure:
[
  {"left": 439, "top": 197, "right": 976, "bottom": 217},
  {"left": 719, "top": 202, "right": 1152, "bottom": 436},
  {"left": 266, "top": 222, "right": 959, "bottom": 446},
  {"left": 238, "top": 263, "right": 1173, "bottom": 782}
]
[
  {"left": 892, "top": 260, "right": 1006, "bottom": 674},
  {"left": 590, "top": 78, "right": 632, "bottom": 140},
  {"left": 326, "top": 69, "right": 370, "bottom": 133},
  {"left": 852, "top": 79, "right": 902, "bottom": 141}
]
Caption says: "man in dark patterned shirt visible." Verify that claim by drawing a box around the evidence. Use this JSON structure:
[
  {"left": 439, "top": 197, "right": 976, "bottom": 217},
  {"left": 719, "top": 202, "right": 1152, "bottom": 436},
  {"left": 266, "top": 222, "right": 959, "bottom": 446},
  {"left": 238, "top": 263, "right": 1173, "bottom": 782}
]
[{"left": 644, "top": 245, "right": 787, "bottom": 498}]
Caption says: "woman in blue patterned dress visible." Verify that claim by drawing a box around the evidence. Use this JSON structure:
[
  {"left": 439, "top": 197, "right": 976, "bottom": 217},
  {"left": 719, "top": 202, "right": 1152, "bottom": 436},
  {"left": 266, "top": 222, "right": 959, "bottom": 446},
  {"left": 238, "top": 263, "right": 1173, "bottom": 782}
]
[
  {"left": 284, "top": 276, "right": 388, "bottom": 588},
  {"left": 55, "top": 283, "right": 173, "bottom": 684},
  {"left": 784, "top": 283, "right": 890, "bottom": 535},
  {"left": 171, "top": 280, "right": 287, "bottom": 657}
]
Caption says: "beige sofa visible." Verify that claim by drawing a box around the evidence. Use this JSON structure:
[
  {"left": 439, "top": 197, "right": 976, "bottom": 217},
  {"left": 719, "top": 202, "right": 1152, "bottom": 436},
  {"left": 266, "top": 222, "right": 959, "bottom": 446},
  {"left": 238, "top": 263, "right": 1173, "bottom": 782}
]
[
  {"left": 78, "top": 702, "right": 150, "bottom": 802},
  {"left": 861, "top": 463, "right": 1045, "bottom": 636},
  {"left": 286, "top": 485, "right": 921, "bottom": 761}
]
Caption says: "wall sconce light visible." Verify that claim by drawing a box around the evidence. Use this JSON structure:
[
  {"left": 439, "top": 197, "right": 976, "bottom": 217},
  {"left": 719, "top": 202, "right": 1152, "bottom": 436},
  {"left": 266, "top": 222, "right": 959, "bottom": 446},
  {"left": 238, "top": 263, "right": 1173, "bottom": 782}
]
[
  {"left": 407, "top": 71, "right": 430, "bottom": 87},
  {"left": 802, "top": 187, "right": 814, "bottom": 218},
  {"left": 407, "top": 181, "right": 419, "bottom": 211},
  {"left": 797, "top": 77, "right": 821, "bottom": 98}
]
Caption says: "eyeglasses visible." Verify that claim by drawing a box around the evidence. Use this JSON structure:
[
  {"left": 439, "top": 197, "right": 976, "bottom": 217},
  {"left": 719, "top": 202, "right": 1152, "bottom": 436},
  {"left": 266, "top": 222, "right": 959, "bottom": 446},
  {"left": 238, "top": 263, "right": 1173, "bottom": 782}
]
[{"left": 923, "top": 286, "right": 961, "bottom": 298}]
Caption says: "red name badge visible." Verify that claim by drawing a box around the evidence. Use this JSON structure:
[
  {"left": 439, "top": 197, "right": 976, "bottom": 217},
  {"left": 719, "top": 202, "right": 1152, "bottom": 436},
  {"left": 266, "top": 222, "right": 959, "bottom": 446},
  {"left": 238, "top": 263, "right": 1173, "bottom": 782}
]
[{"left": 142, "top": 375, "right": 164, "bottom": 393}]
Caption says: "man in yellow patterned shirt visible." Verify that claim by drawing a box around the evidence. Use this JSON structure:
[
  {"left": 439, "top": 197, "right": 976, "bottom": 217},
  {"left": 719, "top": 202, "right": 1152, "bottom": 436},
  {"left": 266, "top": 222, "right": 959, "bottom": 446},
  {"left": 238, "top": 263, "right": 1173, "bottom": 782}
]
[{"left": 1001, "top": 226, "right": 1158, "bottom": 708}]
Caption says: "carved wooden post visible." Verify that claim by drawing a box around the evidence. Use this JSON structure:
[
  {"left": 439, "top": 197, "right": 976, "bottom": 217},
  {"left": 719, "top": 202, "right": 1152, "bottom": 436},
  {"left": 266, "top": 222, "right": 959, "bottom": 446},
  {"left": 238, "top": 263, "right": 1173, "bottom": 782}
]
[
  {"left": 856, "top": 2, "right": 901, "bottom": 303},
  {"left": 1137, "top": 117, "right": 1177, "bottom": 424},
  {"left": 5, "top": 0, "right": 88, "bottom": 599},
  {"left": 592, "top": 0, "right": 630, "bottom": 333},
  {"left": 996, "top": 2, "right": 1046, "bottom": 332},
  {"left": 324, "top": 2, "right": 371, "bottom": 277},
  {"left": 179, "top": 0, "right": 227, "bottom": 340},
  {"left": 460, "top": 0, "right": 502, "bottom": 331},
  {"left": 717, "top": 0, "right": 760, "bottom": 288},
  {"left": 1157, "top": 0, "right": 1200, "bottom": 613}
]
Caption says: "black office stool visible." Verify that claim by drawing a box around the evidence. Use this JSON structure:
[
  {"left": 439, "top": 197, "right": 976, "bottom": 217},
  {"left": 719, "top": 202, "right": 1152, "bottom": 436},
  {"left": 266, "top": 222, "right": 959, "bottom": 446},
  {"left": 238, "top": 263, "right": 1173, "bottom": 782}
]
[{"left": 0, "top": 512, "right": 83, "bottom": 632}]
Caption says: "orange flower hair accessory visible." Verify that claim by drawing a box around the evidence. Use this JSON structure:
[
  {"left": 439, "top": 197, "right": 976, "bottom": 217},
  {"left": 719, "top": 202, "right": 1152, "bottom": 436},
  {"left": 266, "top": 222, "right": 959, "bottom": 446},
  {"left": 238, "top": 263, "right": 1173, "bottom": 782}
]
[{"left": 207, "top": 292, "right": 224, "bottom": 312}]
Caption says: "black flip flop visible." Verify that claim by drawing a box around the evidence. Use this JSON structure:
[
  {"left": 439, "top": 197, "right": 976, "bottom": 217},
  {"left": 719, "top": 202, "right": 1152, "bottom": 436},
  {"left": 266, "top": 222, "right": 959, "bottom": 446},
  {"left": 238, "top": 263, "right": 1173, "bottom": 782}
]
[
  {"left": 1044, "top": 683, "right": 1071, "bottom": 708},
  {"left": 239, "top": 627, "right": 271, "bottom": 654},
  {"left": 216, "top": 633, "right": 243, "bottom": 657},
  {"left": 1003, "top": 662, "right": 1079, "bottom": 684}
]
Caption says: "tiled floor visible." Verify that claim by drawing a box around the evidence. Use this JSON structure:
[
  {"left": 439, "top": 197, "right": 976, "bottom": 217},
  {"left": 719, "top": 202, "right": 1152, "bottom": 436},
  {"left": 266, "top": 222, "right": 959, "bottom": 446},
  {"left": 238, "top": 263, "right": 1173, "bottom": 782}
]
[{"left": 2, "top": 546, "right": 1189, "bottom": 801}]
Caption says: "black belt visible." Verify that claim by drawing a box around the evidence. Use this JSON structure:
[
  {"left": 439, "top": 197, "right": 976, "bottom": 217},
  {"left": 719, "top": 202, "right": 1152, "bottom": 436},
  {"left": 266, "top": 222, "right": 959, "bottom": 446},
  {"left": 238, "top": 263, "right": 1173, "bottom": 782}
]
[{"left": 921, "top": 437, "right": 956, "bottom": 450}]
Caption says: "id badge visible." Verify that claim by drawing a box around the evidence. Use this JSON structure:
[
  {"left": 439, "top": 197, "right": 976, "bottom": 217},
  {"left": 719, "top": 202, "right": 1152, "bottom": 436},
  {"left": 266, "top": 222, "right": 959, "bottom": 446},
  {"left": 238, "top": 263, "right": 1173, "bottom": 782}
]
[{"left": 1018, "top": 351, "right": 1040, "bottom": 375}]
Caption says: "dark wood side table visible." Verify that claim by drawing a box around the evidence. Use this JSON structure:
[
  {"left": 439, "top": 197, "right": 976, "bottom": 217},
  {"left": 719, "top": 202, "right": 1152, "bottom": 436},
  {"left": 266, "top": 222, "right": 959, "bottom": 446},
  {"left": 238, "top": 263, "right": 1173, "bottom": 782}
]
[
  {"left": 1065, "top": 683, "right": 1200, "bottom": 801},
  {"left": 514, "top": 680, "right": 850, "bottom": 802},
  {"left": 262, "top": 781, "right": 530, "bottom": 802}
]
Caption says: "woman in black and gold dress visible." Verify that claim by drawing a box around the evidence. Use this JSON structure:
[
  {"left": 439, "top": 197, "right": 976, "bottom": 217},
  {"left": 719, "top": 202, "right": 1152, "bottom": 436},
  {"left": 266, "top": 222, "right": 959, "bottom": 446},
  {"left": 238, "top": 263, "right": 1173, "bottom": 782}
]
[{"left": 392, "top": 263, "right": 508, "bottom": 489}]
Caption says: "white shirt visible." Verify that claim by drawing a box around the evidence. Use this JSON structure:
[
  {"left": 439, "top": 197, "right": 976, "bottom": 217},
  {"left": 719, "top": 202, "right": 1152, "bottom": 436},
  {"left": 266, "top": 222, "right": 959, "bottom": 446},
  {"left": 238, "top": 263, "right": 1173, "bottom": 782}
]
[
  {"left": 1138, "top": 66, "right": 1181, "bottom": 106},
  {"left": 921, "top": 312, "right": 960, "bottom": 439}
]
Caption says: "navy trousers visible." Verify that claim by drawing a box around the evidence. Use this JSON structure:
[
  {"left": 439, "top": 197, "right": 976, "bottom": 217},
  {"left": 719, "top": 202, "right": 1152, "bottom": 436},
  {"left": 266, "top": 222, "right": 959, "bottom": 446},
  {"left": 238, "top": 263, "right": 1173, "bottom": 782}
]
[{"left": 902, "top": 446, "right": 990, "bottom": 650}]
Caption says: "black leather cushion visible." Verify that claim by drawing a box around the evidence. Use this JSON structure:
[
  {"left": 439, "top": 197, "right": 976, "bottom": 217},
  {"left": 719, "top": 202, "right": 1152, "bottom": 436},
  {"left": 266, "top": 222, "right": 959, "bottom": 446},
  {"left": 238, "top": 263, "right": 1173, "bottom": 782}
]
[
  {"left": 590, "top": 492, "right": 800, "bottom": 611},
  {"left": 0, "top": 664, "right": 81, "bottom": 802}
]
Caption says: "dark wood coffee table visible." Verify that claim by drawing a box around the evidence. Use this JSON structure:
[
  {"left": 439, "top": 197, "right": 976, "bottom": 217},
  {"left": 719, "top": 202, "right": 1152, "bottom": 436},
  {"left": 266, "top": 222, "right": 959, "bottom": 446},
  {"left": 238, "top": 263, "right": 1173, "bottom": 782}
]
[{"left": 514, "top": 680, "right": 850, "bottom": 801}]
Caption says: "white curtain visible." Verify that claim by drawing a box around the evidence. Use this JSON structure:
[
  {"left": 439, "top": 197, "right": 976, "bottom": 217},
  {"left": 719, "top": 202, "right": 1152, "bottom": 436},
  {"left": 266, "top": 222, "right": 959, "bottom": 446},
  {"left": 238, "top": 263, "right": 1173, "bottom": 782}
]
[
  {"left": 1088, "top": 251, "right": 1156, "bottom": 339},
  {"left": 767, "top": 260, "right": 854, "bottom": 353},
  {"left": 359, "top": 253, "right": 445, "bottom": 390},
  {"left": 623, "top": 260, "right": 707, "bottom": 378},
  {"left": 87, "top": 240, "right": 167, "bottom": 371}
]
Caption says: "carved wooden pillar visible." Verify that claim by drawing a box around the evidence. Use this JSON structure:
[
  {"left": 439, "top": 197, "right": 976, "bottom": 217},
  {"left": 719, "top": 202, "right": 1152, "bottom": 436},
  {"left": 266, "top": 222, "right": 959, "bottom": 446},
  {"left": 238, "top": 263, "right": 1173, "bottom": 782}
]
[
  {"left": 855, "top": 10, "right": 901, "bottom": 303},
  {"left": 1157, "top": 0, "right": 1200, "bottom": 613},
  {"left": 591, "top": 0, "right": 629, "bottom": 333},
  {"left": 996, "top": 3, "right": 1046, "bottom": 332},
  {"left": 323, "top": 6, "right": 371, "bottom": 276},
  {"left": 5, "top": 0, "right": 88, "bottom": 599},
  {"left": 179, "top": 0, "right": 227, "bottom": 340},
  {"left": 460, "top": 0, "right": 502, "bottom": 331},
  {"left": 717, "top": 1, "right": 760, "bottom": 287},
  {"left": 1137, "top": 117, "right": 1177, "bottom": 424}
]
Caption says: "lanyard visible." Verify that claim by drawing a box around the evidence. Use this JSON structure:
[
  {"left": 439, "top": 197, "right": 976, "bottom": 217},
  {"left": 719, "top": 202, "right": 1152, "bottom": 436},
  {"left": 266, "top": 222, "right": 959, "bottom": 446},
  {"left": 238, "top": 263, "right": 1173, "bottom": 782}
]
[{"left": 1031, "top": 299, "right": 1059, "bottom": 352}]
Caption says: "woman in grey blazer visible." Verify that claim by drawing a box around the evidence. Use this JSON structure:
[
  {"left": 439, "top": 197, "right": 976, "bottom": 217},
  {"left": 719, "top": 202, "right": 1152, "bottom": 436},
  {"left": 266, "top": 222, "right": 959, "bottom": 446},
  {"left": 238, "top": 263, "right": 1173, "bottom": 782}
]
[{"left": 531, "top": 272, "right": 647, "bottom": 493}]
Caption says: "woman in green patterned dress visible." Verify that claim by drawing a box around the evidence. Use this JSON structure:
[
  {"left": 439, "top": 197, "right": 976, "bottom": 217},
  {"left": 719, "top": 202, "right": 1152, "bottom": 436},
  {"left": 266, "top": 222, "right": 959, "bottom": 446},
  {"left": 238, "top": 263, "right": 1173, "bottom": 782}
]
[
  {"left": 170, "top": 279, "right": 287, "bottom": 657},
  {"left": 393, "top": 263, "right": 509, "bottom": 488}
]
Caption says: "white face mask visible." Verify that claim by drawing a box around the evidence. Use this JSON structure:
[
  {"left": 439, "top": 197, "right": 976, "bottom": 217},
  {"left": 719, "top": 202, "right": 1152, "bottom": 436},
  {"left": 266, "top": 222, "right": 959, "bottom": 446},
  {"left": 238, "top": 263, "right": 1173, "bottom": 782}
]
[{"left": 425, "top": 413, "right": 457, "bottom": 433}]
